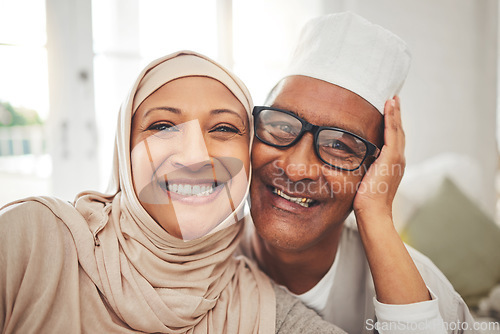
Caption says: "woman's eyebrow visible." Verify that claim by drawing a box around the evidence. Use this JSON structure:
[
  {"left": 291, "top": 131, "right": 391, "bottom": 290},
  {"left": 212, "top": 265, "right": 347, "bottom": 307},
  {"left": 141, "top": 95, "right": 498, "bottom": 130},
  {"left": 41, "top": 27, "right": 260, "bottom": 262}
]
[
  {"left": 210, "top": 109, "right": 246, "bottom": 124},
  {"left": 143, "top": 106, "right": 181, "bottom": 118}
]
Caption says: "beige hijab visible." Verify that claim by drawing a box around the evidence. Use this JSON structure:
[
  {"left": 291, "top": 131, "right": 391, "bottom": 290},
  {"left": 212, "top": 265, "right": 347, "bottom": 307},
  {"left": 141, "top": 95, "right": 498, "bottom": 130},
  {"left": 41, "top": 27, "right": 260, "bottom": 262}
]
[{"left": 3, "top": 51, "right": 275, "bottom": 333}]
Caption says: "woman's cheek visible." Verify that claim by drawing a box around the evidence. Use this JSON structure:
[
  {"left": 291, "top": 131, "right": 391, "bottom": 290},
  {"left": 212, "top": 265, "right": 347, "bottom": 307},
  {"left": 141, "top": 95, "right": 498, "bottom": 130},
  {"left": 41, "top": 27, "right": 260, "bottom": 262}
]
[
  {"left": 214, "top": 137, "right": 250, "bottom": 169},
  {"left": 131, "top": 140, "right": 155, "bottom": 194}
]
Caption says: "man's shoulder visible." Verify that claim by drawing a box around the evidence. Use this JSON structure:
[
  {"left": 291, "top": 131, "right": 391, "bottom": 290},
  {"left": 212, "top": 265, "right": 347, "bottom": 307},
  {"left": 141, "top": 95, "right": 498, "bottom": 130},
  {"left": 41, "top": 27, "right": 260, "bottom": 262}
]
[
  {"left": 344, "top": 221, "right": 460, "bottom": 295},
  {"left": 344, "top": 222, "right": 470, "bottom": 323},
  {"left": 404, "top": 244, "right": 465, "bottom": 302},
  {"left": 405, "top": 243, "right": 454, "bottom": 286}
]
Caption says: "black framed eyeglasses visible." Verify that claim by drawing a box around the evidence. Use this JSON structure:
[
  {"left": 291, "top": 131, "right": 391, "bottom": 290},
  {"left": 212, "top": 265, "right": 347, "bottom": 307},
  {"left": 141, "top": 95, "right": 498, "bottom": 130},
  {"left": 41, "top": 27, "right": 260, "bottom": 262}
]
[{"left": 252, "top": 106, "right": 381, "bottom": 171}]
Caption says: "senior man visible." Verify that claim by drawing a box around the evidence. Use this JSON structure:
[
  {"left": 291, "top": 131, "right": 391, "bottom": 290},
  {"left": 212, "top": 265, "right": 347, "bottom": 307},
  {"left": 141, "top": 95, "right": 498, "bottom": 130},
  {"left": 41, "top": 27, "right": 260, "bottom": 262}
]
[{"left": 242, "top": 12, "right": 476, "bottom": 333}]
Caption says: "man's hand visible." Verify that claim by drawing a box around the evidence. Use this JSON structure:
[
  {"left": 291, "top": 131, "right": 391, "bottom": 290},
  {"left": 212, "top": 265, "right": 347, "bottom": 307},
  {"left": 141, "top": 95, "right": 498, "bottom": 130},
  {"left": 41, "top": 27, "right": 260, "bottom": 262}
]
[
  {"left": 353, "top": 96, "right": 405, "bottom": 221},
  {"left": 352, "top": 96, "right": 431, "bottom": 305}
]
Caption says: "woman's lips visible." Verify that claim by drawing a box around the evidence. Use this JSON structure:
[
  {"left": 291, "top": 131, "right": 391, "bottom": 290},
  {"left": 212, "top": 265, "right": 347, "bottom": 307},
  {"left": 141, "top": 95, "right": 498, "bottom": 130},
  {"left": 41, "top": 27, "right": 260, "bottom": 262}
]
[
  {"left": 137, "top": 156, "right": 245, "bottom": 205},
  {"left": 137, "top": 178, "right": 227, "bottom": 205},
  {"left": 165, "top": 182, "right": 217, "bottom": 196},
  {"left": 158, "top": 179, "right": 228, "bottom": 205}
]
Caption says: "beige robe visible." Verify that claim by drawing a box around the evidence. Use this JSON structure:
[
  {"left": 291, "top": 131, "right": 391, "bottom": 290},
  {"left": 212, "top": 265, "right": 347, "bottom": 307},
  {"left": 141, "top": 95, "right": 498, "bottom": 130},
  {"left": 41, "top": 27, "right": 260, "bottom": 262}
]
[
  {"left": 0, "top": 197, "right": 274, "bottom": 333},
  {"left": 0, "top": 198, "right": 347, "bottom": 334}
]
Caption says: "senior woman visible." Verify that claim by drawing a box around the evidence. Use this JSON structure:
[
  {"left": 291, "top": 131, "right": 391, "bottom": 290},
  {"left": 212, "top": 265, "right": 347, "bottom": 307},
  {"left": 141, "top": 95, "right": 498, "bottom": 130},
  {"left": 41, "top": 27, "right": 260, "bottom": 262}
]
[{"left": 0, "top": 51, "right": 345, "bottom": 333}]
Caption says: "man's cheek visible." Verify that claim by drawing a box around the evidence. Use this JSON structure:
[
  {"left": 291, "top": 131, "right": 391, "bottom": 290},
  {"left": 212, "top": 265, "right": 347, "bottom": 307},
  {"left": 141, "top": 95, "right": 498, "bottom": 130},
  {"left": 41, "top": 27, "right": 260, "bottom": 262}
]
[
  {"left": 251, "top": 141, "right": 282, "bottom": 168},
  {"left": 250, "top": 142, "right": 265, "bottom": 168},
  {"left": 324, "top": 174, "right": 363, "bottom": 198}
]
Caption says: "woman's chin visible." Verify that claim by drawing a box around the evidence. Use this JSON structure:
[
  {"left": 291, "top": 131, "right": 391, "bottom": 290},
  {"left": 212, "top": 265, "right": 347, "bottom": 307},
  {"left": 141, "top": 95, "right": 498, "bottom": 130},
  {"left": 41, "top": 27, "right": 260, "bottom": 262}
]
[{"left": 171, "top": 202, "right": 235, "bottom": 240}]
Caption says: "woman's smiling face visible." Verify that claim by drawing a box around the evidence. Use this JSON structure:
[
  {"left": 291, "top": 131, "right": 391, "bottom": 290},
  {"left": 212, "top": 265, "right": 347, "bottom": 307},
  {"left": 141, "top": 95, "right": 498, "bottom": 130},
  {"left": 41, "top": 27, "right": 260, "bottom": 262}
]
[{"left": 130, "top": 76, "right": 250, "bottom": 240}]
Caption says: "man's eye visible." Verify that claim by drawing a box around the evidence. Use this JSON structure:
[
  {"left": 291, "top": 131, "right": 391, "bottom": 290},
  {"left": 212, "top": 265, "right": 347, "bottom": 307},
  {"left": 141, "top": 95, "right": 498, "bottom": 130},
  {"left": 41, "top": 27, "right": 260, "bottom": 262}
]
[
  {"left": 269, "top": 122, "right": 295, "bottom": 134},
  {"left": 327, "top": 140, "right": 355, "bottom": 153},
  {"left": 330, "top": 140, "right": 352, "bottom": 152}
]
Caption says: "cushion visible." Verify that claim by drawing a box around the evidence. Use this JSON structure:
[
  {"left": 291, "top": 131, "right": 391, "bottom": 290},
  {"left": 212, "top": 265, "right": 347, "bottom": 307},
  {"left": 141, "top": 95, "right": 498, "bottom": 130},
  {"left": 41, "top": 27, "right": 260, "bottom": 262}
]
[
  {"left": 401, "top": 177, "right": 500, "bottom": 307},
  {"left": 394, "top": 153, "right": 486, "bottom": 232}
]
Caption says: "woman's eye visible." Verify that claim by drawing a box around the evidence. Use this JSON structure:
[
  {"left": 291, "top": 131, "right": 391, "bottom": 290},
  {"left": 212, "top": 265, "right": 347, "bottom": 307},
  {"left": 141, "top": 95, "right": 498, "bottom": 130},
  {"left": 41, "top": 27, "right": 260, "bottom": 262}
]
[
  {"left": 148, "top": 122, "right": 178, "bottom": 132},
  {"left": 210, "top": 125, "right": 240, "bottom": 134}
]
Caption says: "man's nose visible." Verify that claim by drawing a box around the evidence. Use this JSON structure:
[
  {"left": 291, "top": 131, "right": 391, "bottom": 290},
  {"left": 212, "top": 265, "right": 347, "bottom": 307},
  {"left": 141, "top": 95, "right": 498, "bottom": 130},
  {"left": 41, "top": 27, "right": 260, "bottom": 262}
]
[
  {"left": 277, "top": 133, "right": 321, "bottom": 182},
  {"left": 170, "top": 123, "right": 211, "bottom": 171}
]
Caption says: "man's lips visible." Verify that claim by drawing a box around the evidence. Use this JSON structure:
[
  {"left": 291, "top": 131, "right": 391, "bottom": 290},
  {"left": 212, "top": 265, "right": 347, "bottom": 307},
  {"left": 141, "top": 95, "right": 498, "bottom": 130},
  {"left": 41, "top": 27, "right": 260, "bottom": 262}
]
[{"left": 267, "top": 185, "right": 318, "bottom": 208}]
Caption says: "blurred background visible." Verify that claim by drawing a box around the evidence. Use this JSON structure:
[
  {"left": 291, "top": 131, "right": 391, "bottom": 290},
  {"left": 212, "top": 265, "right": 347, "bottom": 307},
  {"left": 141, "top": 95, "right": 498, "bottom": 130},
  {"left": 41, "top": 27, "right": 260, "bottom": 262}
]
[
  {"left": 1, "top": 0, "right": 500, "bottom": 323},
  {"left": 0, "top": 0, "right": 497, "bottom": 209}
]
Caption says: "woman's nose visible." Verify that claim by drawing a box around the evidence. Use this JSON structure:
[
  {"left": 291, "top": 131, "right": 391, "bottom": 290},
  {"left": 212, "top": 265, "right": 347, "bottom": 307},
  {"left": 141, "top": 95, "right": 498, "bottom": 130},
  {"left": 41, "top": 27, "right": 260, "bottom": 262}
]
[{"left": 170, "top": 121, "right": 211, "bottom": 171}]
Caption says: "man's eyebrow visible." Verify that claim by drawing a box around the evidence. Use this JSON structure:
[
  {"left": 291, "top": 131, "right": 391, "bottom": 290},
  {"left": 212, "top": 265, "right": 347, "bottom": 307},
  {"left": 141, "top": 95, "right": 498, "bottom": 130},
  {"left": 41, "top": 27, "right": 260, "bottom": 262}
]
[
  {"left": 329, "top": 121, "right": 367, "bottom": 139},
  {"left": 210, "top": 108, "right": 247, "bottom": 125},
  {"left": 271, "top": 103, "right": 367, "bottom": 139}
]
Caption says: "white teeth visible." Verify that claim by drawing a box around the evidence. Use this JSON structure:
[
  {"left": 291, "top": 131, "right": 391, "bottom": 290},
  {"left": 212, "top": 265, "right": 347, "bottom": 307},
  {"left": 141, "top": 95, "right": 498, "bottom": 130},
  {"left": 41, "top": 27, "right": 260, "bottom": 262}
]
[
  {"left": 167, "top": 183, "right": 216, "bottom": 196},
  {"left": 273, "top": 188, "right": 314, "bottom": 208}
]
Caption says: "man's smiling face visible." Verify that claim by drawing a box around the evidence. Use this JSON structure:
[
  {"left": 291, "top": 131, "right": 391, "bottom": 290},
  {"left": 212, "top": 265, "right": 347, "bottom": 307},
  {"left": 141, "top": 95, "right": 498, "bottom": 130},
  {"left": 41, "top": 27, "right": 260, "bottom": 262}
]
[{"left": 250, "top": 75, "right": 383, "bottom": 251}]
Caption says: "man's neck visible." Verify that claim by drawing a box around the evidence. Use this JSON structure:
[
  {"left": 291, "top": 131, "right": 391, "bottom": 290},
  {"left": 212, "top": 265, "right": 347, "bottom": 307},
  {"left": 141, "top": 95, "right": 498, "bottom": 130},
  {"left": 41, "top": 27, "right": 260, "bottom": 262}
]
[{"left": 251, "top": 224, "right": 343, "bottom": 295}]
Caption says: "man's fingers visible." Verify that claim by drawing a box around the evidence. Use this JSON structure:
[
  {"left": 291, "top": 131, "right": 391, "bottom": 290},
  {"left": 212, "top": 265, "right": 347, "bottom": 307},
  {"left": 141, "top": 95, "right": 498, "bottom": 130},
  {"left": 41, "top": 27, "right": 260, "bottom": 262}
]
[
  {"left": 393, "top": 96, "right": 403, "bottom": 125},
  {"left": 393, "top": 96, "right": 405, "bottom": 152},
  {"left": 383, "top": 99, "right": 397, "bottom": 148},
  {"left": 381, "top": 97, "right": 405, "bottom": 167}
]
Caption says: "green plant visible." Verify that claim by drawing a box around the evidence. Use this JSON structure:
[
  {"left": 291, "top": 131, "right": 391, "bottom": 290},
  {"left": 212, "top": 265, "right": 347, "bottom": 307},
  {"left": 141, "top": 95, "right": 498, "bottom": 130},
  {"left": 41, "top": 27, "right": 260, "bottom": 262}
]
[{"left": 0, "top": 100, "right": 43, "bottom": 127}]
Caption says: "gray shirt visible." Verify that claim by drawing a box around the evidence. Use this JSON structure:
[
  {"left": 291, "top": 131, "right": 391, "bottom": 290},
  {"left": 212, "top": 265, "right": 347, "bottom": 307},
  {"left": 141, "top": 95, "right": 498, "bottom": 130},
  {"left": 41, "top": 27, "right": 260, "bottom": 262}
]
[{"left": 274, "top": 283, "right": 346, "bottom": 333}]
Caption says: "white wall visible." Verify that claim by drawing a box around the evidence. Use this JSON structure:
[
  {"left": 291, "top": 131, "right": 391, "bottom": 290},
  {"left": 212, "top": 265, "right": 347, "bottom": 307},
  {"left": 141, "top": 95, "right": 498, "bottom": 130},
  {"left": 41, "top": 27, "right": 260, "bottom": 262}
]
[
  {"left": 92, "top": 0, "right": 142, "bottom": 192},
  {"left": 11, "top": 0, "right": 497, "bottom": 216},
  {"left": 46, "top": 0, "right": 100, "bottom": 201},
  {"left": 233, "top": 0, "right": 325, "bottom": 104},
  {"left": 323, "top": 0, "right": 498, "bottom": 217}
]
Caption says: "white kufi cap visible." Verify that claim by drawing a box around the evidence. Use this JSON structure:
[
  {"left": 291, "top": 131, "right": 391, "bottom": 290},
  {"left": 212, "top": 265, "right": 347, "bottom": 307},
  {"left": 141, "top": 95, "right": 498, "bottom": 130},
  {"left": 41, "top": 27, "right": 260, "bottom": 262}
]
[{"left": 283, "top": 12, "right": 411, "bottom": 114}]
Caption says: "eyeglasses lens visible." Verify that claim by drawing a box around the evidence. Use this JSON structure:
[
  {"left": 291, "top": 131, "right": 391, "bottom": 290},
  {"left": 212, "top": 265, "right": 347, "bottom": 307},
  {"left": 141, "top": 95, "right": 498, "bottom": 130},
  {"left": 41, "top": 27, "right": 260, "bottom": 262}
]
[{"left": 255, "top": 108, "right": 368, "bottom": 170}]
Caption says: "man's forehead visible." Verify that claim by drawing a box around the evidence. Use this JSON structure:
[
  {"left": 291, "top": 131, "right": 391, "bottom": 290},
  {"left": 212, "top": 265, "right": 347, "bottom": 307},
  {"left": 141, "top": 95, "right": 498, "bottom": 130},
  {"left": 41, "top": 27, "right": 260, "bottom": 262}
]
[{"left": 269, "top": 76, "right": 382, "bottom": 141}]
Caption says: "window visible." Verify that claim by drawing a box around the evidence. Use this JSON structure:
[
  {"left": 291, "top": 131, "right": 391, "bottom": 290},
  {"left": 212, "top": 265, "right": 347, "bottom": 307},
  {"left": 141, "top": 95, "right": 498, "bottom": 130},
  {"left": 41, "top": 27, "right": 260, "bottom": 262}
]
[{"left": 0, "top": 0, "right": 50, "bottom": 205}]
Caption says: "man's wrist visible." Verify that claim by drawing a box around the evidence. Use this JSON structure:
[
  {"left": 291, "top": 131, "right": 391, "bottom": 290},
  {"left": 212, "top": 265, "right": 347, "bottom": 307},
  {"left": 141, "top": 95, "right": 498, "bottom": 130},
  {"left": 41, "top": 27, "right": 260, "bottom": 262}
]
[{"left": 354, "top": 208, "right": 394, "bottom": 230}]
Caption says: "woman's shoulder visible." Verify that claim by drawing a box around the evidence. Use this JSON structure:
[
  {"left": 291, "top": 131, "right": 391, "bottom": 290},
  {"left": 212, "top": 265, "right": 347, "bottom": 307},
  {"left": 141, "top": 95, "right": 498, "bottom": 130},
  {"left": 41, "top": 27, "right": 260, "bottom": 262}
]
[
  {"left": 0, "top": 197, "right": 77, "bottom": 243},
  {"left": 0, "top": 198, "right": 84, "bottom": 332},
  {"left": 1, "top": 197, "right": 60, "bottom": 224}
]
